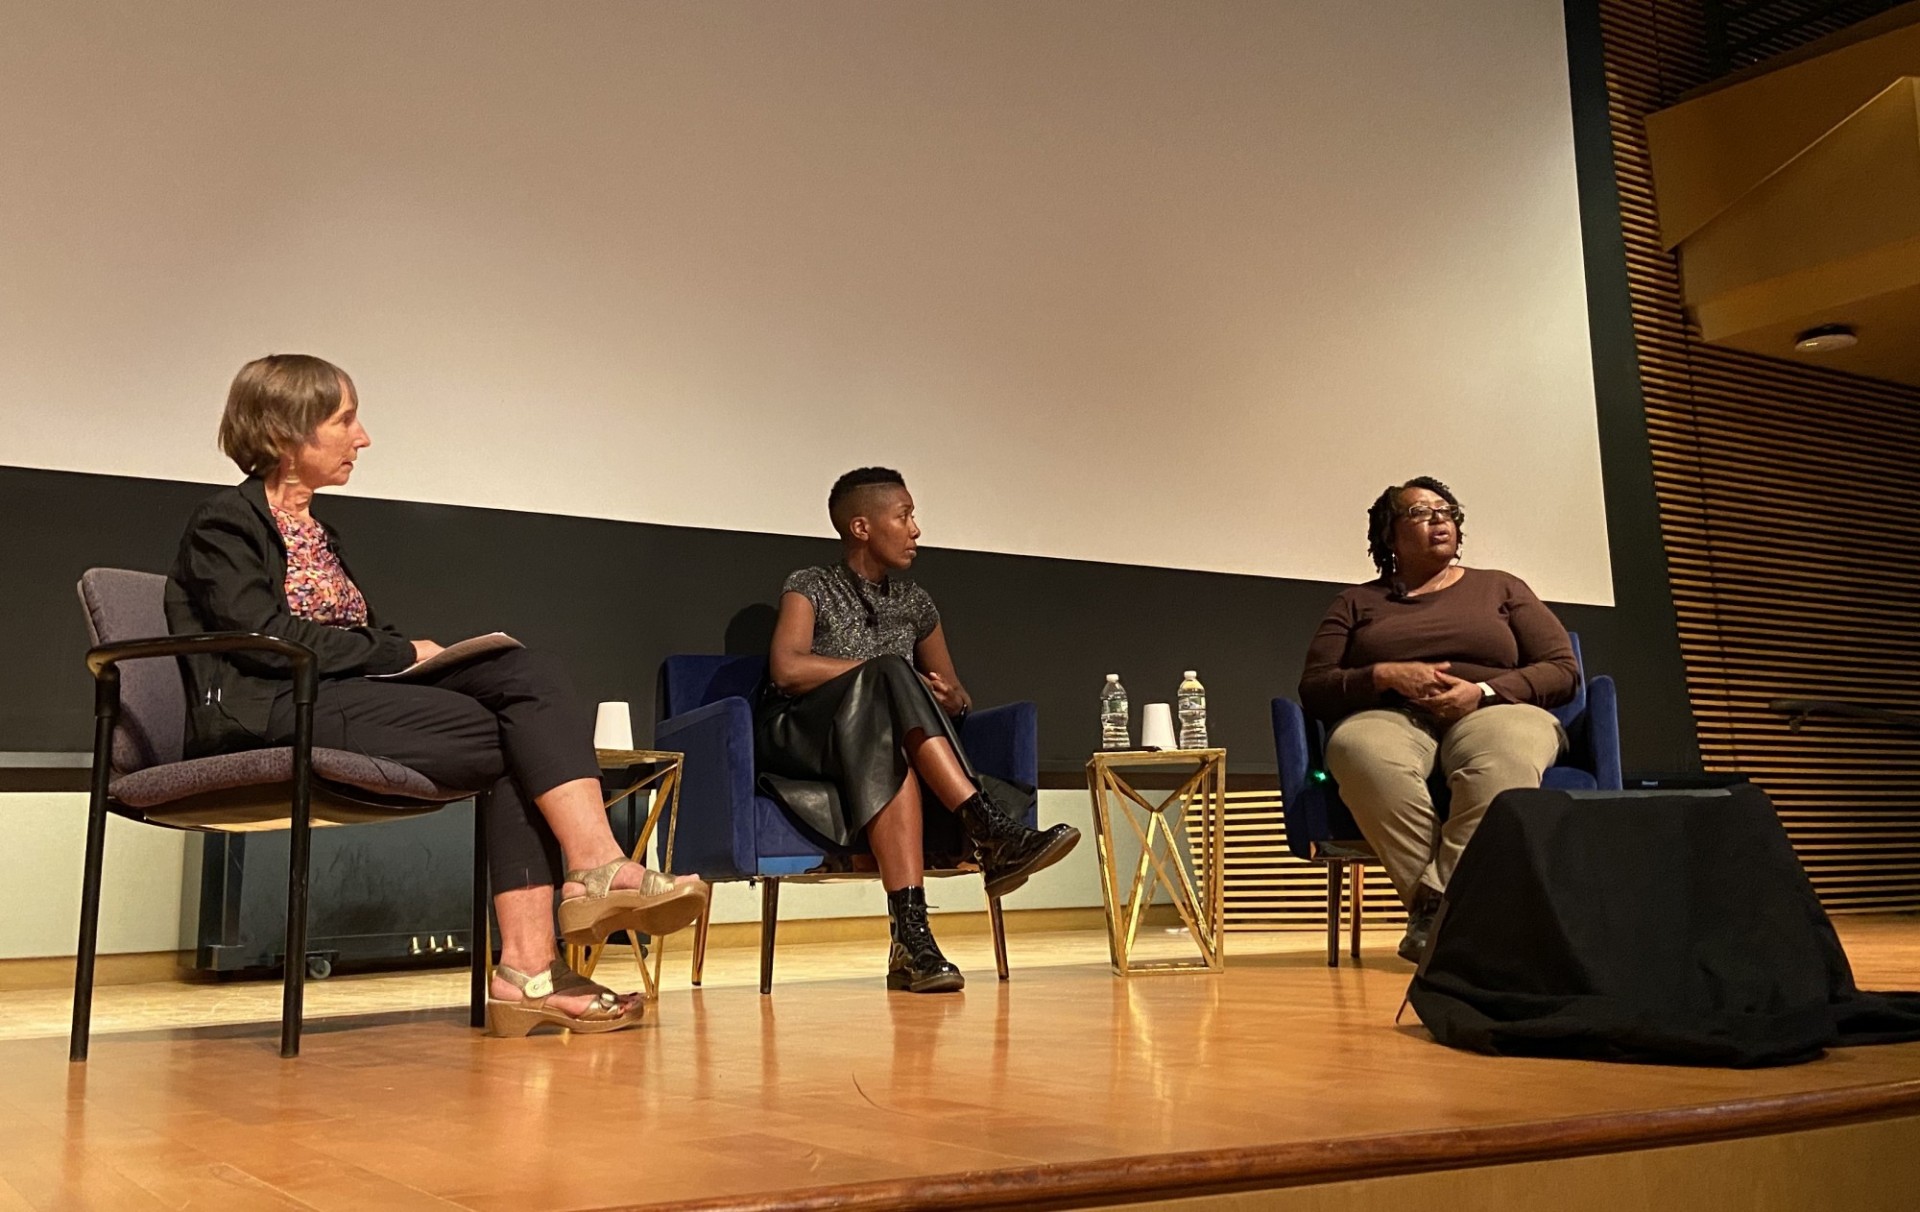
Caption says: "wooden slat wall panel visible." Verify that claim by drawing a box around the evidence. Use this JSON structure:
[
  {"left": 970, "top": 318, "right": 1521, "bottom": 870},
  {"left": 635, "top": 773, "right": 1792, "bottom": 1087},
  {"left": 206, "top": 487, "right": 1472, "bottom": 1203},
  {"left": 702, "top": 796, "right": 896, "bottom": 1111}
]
[
  {"left": 1707, "top": 0, "right": 1907, "bottom": 74},
  {"left": 1209, "top": 790, "right": 1406, "bottom": 931},
  {"left": 1597, "top": 0, "right": 1920, "bottom": 910}
]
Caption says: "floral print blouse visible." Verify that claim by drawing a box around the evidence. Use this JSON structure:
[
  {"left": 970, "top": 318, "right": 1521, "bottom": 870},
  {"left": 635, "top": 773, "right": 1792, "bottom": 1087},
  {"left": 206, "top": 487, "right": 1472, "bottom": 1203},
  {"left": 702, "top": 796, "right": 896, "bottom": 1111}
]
[{"left": 270, "top": 507, "right": 369, "bottom": 627}]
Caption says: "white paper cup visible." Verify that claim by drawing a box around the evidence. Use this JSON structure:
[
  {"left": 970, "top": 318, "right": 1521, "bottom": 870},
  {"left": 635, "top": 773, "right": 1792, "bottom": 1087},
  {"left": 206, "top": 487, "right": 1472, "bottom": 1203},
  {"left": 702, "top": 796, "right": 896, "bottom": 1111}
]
[
  {"left": 1141, "top": 702, "right": 1176, "bottom": 751},
  {"left": 594, "top": 701, "right": 634, "bottom": 751}
]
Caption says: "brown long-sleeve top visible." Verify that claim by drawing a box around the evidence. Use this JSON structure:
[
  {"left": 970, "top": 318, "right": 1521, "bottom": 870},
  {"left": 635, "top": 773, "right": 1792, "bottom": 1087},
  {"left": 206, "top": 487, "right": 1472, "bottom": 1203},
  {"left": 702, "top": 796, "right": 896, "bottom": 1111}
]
[{"left": 1298, "top": 567, "right": 1579, "bottom": 722}]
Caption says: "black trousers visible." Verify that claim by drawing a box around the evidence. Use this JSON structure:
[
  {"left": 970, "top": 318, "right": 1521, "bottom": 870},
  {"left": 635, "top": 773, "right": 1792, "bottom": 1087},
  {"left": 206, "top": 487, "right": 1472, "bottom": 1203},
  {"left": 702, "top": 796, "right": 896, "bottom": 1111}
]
[{"left": 266, "top": 647, "right": 601, "bottom": 892}]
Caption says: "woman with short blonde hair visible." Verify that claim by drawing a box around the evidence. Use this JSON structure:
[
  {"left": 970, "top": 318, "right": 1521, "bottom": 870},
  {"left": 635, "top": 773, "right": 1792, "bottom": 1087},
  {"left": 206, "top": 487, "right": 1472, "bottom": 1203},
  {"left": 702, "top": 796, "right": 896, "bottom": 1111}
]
[
  {"left": 169, "top": 353, "right": 707, "bottom": 1035},
  {"left": 218, "top": 356, "right": 359, "bottom": 476}
]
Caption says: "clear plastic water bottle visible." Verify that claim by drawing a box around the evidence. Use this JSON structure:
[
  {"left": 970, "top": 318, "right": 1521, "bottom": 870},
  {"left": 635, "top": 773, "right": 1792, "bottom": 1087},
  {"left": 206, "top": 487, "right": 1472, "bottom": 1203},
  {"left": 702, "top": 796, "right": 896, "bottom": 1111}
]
[
  {"left": 1101, "top": 674, "right": 1130, "bottom": 750},
  {"left": 1177, "top": 670, "right": 1208, "bottom": 749}
]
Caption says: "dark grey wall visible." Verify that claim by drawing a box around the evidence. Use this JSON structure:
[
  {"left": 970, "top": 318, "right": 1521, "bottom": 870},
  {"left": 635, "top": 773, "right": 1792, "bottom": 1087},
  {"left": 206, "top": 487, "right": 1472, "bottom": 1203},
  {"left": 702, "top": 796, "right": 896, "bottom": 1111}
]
[
  {"left": 6, "top": 460, "right": 1669, "bottom": 777},
  {"left": 1563, "top": 0, "right": 1702, "bottom": 775}
]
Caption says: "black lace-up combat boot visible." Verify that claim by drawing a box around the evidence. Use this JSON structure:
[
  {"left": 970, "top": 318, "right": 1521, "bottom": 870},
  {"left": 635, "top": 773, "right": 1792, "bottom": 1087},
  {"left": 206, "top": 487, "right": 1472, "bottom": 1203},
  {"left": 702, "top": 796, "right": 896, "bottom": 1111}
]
[
  {"left": 886, "top": 886, "right": 964, "bottom": 993},
  {"left": 955, "top": 790, "right": 1081, "bottom": 899}
]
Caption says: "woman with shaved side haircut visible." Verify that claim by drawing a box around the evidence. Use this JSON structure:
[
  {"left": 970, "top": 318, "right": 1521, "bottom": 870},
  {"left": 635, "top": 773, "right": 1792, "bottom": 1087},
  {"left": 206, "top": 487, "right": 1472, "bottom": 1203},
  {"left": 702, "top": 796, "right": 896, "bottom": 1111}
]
[{"left": 758, "top": 467, "right": 1080, "bottom": 993}]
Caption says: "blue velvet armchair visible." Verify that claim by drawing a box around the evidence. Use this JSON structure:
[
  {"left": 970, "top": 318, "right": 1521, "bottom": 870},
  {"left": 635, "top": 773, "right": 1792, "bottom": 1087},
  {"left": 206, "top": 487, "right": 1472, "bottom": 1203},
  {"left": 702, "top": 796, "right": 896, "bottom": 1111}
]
[
  {"left": 655, "top": 654, "right": 1040, "bottom": 993},
  {"left": 1270, "top": 632, "right": 1621, "bottom": 966}
]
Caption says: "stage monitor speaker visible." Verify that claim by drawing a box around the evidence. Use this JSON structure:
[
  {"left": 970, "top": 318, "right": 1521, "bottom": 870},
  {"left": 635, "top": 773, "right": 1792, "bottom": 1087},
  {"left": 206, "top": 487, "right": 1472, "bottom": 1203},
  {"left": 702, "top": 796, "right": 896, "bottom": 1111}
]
[{"left": 1409, "top": 784, "right": 1920, "bottom": 1067}]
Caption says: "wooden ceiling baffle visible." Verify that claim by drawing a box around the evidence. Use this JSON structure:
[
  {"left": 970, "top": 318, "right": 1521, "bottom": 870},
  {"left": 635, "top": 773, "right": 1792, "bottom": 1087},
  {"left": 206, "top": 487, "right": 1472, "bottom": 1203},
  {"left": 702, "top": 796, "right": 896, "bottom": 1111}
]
[{"left": 1646, "top": 18, "right": 1920, "bottom": 385}]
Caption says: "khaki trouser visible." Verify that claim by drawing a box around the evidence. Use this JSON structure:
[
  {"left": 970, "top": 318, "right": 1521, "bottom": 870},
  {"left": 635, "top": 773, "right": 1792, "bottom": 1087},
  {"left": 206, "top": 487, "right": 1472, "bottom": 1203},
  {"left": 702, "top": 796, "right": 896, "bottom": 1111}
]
[{"left": 1323, "top": 704, "right": 1566, "bottom": 904}]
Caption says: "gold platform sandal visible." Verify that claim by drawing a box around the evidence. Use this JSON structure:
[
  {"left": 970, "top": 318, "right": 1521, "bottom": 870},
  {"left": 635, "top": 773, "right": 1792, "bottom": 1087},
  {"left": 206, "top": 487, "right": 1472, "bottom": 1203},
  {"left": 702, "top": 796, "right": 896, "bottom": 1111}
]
[
  {"left": 556, "top": 858, "right": 711, "bottom": 946},
  {"left": 485, "top": 960, "right": 646, "bottom": 1037}
]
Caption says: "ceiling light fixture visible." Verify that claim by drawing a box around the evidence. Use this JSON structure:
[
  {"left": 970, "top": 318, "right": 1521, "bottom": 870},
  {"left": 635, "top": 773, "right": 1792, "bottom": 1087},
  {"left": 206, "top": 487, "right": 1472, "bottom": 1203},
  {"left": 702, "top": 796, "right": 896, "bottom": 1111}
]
[{"left": 1793, "top": 324, "right": 1858, "bottom": 354}]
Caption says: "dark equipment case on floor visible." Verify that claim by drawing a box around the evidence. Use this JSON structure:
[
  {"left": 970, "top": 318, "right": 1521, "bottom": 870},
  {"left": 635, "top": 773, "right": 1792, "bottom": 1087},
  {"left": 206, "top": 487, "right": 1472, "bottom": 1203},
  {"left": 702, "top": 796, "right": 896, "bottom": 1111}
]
[{"left": 193, "top": 801, "right": 479, "bottom": 978}]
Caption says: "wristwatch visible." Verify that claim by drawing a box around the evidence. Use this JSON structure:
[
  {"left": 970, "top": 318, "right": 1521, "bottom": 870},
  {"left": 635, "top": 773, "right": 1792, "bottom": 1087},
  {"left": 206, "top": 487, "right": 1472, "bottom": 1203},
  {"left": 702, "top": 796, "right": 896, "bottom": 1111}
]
[{"left": 1475, "top": 681, "right": 1497, "bottom": 702}]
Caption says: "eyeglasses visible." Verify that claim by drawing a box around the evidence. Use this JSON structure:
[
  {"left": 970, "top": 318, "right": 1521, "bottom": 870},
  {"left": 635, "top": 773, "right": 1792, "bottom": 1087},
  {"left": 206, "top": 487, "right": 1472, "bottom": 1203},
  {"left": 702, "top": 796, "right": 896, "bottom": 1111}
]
[{"left": 1399, "top": 505, "right": 1463, "bottom": 526}]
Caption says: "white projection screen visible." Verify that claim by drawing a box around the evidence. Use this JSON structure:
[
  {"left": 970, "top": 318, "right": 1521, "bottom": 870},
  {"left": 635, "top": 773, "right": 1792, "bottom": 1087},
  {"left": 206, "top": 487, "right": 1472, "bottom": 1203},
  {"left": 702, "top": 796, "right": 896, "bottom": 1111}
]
[{"left": 0, "top": 0, "right": 1613, "bottom": 605}]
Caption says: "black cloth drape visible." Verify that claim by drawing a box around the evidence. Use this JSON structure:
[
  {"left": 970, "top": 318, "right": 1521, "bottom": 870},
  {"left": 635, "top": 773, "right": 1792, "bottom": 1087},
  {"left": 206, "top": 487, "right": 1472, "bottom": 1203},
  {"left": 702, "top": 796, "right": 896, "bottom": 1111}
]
[{"left": 1409, "top": 784, "right": 1920, "bottom": 1067}]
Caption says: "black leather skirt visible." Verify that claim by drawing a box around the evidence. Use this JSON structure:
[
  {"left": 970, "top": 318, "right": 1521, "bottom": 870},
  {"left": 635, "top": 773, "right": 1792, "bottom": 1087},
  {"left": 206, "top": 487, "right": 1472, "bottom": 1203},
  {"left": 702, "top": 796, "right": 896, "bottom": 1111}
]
[{"left": 755, "top": 654, "right": 973, "bottom": 857}]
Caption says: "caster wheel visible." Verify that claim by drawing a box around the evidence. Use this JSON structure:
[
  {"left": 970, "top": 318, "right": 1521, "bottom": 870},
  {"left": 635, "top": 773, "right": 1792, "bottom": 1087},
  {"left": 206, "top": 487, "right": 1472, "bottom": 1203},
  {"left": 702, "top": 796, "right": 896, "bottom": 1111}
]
[{"left": 306, "top": 955, "right": 333, "bottom": 980}]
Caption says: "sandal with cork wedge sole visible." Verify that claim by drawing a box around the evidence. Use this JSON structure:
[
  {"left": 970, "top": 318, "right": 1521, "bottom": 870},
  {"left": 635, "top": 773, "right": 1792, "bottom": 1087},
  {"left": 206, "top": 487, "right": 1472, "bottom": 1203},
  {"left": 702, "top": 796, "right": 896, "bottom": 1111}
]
[
  {"left": 484, "top": 960, "right": 646, "bottom": 1037},
  {"left": 555, "top": 858, "right": 711, "bottom": 946}
]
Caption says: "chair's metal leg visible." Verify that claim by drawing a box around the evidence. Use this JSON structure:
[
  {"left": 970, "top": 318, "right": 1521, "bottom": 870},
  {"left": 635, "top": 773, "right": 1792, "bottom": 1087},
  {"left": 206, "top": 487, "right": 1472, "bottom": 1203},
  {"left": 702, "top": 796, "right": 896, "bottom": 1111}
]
[
  {"left": 1326, "top": 862, "right": 1343, "bottom": 968},
  {"left": 759, "top": 879, "right": 780, "bottom": 995},
  {"left": 470, "top": 792, "right": 491, "bottom": 1029},
  {"left": 70, "top": 687, "right": 118, "bottom": 1064},
  {"left": 1350, "top": 862, "right": 1364, "bottom": 959},
  {"left": 281, "top": 696, "right": 315, "bottom": 1059},
  {"left": 691, "top": 899, "right": 712, "bottom": 987},
  {"left": 988, "top": 895, "right": 1010, "bottom": 982}
]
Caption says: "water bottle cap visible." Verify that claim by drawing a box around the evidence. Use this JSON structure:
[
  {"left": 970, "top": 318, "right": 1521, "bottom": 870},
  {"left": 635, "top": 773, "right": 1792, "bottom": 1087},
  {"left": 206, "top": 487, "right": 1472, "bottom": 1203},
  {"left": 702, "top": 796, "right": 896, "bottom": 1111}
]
[
  {"left": 1183, "top": 670, "right": 1197, "bottom": 679},
  {"left": 1105, "top": 673, "right": 1119, "bottom": 681}
]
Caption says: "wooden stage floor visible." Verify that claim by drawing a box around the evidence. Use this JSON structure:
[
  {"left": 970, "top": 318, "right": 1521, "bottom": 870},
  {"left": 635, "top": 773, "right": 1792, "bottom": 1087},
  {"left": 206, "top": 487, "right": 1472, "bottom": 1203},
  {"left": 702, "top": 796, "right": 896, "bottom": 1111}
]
[{"left": 2, "top": 917, "right": 1917, "bottom": 1211}]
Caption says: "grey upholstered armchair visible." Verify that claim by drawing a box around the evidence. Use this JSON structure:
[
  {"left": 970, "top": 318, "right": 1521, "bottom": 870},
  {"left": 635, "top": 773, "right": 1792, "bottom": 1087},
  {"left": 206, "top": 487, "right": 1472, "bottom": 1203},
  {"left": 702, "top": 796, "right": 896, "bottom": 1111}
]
[{"left": 72, "top": 569, "right": 486, "bottom": 1059}]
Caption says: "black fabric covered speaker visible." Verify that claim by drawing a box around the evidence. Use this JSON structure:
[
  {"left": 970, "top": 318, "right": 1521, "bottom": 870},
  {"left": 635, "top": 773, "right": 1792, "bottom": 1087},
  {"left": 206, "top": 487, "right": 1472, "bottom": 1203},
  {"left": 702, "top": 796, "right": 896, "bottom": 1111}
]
[{"left": 1409, "top": 784, "right": 1920, "bottom": 1067}]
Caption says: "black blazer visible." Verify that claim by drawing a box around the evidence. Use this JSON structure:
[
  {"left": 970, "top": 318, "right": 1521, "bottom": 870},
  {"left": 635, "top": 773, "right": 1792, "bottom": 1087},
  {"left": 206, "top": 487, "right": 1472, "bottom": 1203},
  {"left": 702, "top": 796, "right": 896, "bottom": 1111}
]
[{"left": 165, "top": 477, "right": 415, "bottom": 756}]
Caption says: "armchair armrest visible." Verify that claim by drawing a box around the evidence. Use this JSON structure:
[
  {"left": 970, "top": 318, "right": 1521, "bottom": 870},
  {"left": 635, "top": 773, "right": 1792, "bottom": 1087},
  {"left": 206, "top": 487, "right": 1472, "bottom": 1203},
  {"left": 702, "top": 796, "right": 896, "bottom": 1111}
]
[
  {"left": 655, "top": 697, "right": 759, "bottom": 880},
  {"left": 1583, "top": 675, "right": 1622, "bottom": 791},
  {"left": 88, "top": 630, "right": 317, "bottom": 695},
  {"left": 1270, "top": 697, "right": 1329, "bottom": 861},
  {"left": 1269, "top": 697, "right": 1314, "bottom": 810},
  {"left": 86, "top": 632, "right": 320, "bottom": 782},
  {"left": 960, "top": 701, "right": 1038, "bottom": 788}
]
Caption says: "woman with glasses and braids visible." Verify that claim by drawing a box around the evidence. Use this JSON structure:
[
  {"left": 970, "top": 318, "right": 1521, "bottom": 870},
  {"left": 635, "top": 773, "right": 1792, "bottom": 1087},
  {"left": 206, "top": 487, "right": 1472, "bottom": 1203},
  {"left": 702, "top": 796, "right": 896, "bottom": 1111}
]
[
  {"left": 1299, "top": 476, "right": 1579, "bottom": 963},
  {"left": 759, "top": 467, "right": 1080, "bottom": 993}
]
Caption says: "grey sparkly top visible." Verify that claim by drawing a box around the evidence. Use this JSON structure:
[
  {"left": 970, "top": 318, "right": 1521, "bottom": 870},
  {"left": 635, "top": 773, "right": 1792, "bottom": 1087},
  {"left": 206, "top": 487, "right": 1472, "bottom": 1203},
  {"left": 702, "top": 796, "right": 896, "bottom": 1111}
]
[{"left": 782, "top": 565, "right": 940, "bottom": 662}]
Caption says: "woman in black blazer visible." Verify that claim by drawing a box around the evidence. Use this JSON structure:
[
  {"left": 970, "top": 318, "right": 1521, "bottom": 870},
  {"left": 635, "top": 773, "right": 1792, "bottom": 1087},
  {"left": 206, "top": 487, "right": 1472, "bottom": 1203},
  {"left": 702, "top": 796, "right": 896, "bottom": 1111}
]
[{"left": 167, "top": 353, "right": 707, "bottom": 1036}]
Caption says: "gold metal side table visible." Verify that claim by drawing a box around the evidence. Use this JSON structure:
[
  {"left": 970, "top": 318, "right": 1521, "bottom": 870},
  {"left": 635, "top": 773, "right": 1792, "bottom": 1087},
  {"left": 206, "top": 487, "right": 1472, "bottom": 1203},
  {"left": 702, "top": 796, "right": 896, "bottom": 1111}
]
[
  {"left": 1086, "top": 748, "right": 1227, "bottom": 976},
  {"left": 563, "top": 748, "right": 687, "bottom": 999}
]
